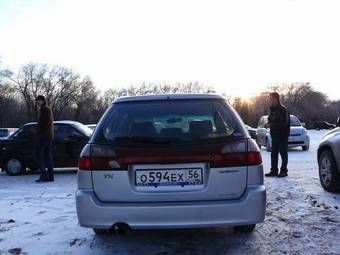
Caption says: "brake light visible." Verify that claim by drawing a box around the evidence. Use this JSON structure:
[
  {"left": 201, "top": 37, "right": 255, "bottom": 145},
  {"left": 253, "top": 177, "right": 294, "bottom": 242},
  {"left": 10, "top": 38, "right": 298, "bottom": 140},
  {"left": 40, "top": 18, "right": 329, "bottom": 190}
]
[
  {"left": 211, "top": 139, "right": 262, "bottom": 167},
  {"left": 78, "top": 144, "right": 121, "bottom": 170},
  {"left": 247, "top": 139, "right": 262, "bottom": 165},
  {"left": 78, "top": 144, "right": 91, "bottom": 169},
  {"left": 78, "top": 140, "right": 263, "bottom": 170},
  {"left": 79, "top": 157, "right": 91, "bottom": 169}
]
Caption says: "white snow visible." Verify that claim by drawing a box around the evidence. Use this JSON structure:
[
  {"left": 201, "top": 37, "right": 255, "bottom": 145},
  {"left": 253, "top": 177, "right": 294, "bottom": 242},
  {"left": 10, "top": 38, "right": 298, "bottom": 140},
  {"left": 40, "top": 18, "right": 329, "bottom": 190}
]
[{"left": 0, "top": 130, "right": 339, "bottom": 255}]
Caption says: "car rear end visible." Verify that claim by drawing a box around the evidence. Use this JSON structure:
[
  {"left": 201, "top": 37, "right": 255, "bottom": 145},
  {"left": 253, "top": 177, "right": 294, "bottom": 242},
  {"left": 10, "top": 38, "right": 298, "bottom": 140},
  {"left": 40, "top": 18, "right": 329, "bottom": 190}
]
[
  {"left": 288, "top": 127, "right": 310, "bottom": 149},
  {"left": 288, "top": 116, "right": 310, "bottom": 150},
  {"left": 76, "top": 94, "right": 266, "bottom": 232}
]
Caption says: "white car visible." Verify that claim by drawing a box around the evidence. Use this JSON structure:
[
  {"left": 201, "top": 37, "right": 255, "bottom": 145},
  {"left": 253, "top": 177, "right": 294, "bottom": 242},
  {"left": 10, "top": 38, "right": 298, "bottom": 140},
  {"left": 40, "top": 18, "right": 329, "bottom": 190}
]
[
  {"left": 317, "top": 118, "right": 340, "bottom": 192},
  {"left": 256, "top": 115, "right": 310, "bottom": 152}
]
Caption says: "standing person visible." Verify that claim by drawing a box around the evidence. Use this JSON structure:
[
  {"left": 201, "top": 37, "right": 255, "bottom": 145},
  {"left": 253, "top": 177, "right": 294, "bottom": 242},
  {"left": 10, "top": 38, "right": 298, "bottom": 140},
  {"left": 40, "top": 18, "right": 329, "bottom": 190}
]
[
  {"left": 35, "top": 95, "right": 54, "bottom": 182},
  {"left": 265, "top": 92, "right": 290, "bottom": 178}
]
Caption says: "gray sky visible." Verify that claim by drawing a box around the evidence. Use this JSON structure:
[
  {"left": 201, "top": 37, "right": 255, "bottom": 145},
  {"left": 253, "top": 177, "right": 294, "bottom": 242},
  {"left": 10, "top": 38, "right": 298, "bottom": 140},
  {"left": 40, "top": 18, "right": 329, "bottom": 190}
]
[{"left": 1, "top": 0, "right": 340, "bottom": 99}]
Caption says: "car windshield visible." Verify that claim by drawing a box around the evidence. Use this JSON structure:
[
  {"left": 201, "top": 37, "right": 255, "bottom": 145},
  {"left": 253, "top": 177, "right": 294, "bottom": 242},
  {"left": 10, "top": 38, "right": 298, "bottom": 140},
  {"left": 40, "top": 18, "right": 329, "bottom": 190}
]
[
  {"left": 93, "top": 100, "right": 245, "bottom": 145},
  {"left": 290, "top": 116, "right": 301, "bottom": 127}
]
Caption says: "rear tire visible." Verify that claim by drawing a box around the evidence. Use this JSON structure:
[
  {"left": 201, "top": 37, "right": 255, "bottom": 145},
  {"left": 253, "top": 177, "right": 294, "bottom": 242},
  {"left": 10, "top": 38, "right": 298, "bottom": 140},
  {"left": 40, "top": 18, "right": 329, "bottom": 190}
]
[
  {"left": 234, "top": 224, "right": 256, "bottom": 233},
  {"left": 93, "top": 228, "right": 115, "bottom": 236},
  {"left": 318, "top": 150, "right": 340, "bottom": 192},
  {"left": 3, "top": 158, "right": 26, "bottom": 176}
]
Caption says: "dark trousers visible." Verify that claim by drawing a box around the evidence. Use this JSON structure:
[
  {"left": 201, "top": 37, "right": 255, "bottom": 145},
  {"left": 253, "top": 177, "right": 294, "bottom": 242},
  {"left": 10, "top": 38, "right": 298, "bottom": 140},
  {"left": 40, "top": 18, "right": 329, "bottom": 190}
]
[
  {"left": 35, "top": 139, "right": 54, "bottom": 179},
  {"left": 271, "top": 135, "right": 288, "bottom": 172}
]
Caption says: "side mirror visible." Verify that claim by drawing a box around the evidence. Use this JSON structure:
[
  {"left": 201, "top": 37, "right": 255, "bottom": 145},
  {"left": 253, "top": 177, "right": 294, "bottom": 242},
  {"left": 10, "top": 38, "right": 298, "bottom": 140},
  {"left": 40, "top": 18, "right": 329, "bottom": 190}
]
[
  {"left": 301, "top": 122, "right": 306, "bottom": 128},
  {"left": 337, "top": 117, "right": 340, "bottom": 127}
]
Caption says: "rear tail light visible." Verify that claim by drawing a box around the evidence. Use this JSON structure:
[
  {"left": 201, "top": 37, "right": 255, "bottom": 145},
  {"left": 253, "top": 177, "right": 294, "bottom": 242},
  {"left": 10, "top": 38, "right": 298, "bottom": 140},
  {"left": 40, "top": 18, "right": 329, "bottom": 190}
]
[
  {"left": 78, "top": 144, "right": 91, "bottom": 169},
  {"left": 211, "top": 139, "right": 262, "bottom": 167},
  {"left": 247, "top": 139, "right": 263, "bottom": 165},
  {"left": 78, "top": 139, "right": 262, "bottom": 170},
  {"left": 78, "top": 144, "right": 121, "bottom": 170}
]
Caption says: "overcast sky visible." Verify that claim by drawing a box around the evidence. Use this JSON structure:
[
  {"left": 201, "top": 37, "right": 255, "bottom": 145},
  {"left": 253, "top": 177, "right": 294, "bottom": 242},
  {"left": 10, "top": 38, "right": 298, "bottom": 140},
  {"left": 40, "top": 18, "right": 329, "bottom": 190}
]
[{"left": 0, "top": 0, "right": 339, "bottom": 99}]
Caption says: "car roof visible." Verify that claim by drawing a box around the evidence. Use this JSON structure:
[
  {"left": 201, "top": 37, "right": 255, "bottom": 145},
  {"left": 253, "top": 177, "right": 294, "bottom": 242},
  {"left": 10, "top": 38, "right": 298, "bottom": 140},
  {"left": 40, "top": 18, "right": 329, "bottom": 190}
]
[
  {"left": 24, "top": 120, "right": 83, "bottom": 126},
  {"left": 261, "top": 114, "right": 297, "bottom": 118},
  {"left": 114, "top": 94, "right": 226, "bottom": 103}
]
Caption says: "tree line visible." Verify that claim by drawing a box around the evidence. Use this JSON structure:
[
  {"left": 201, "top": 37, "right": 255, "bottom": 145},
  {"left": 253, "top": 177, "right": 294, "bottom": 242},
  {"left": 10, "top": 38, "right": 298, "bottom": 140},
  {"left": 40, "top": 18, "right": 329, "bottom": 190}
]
[
  {"left": 233, "top": 83, "right": 340, "bottom": 128},
  {"left": 0, "top": 62, "right": 339, "bottom": 129},
  {"left": 0, "top": 62, "right": 214, "bottom": 127}
]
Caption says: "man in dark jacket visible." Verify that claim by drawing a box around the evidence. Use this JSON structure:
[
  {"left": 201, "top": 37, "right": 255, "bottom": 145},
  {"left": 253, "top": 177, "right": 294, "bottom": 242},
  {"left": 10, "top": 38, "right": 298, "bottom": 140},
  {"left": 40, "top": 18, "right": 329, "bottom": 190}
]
[
  {"left": 35, "top": 95, "right": 54, "bottom": 182},
  {"left": 265, "top": 92, "right": 290, "bottom": 177}
]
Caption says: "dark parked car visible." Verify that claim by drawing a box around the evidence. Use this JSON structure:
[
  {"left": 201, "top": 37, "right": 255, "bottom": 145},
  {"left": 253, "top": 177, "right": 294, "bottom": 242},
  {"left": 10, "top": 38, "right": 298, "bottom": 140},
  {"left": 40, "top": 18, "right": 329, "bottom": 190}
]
[
  {"left": 313, "top": 121, "right": 336, "bottom": 130},
  {"left": 0, "top": 121, "right": 92, "bottom": 175}
]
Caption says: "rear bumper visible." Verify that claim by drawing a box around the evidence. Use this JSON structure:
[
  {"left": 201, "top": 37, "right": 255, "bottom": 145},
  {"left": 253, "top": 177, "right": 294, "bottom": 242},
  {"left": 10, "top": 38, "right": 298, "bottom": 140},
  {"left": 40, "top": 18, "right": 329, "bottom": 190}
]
[
  {"left": 288, "top": 134, "right": 310, "bottom": 148},
  {"left": 76, "top": 185, "right": 266, "bottom": 229},
  {"left": 288, "top": 141, "right": 309, "bottom": 147}
]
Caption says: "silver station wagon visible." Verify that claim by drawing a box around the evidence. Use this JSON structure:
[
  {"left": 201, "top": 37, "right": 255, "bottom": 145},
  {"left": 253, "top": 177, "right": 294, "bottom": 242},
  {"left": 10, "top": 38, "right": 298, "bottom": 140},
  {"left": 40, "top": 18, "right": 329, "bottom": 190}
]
[{"left": 76, "top": 94, "right": 266, "bottom": 235}]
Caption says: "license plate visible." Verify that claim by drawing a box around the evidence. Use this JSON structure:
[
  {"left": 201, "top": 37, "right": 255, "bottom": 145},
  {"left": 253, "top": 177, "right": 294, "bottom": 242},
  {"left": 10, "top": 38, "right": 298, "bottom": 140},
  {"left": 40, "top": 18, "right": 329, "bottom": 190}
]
[{"left": 135, "top": 168, "right": 203, "bottom": 187}]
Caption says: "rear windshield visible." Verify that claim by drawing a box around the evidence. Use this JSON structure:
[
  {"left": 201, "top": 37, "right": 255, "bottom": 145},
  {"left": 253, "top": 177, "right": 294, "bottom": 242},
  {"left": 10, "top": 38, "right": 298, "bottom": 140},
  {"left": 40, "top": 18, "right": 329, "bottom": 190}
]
[{"left": 92, "top": 99, "right": 246, "bottom": 145}]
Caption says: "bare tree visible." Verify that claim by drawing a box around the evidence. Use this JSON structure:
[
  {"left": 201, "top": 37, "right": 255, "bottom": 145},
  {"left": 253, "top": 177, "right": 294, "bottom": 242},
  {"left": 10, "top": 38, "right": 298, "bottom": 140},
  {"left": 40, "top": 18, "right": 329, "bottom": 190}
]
[
  {"left": 102, "top": 81, "right": 214, "bottom": 105},
  {"left": 233, "top": 97, "right": 250, "bottom": 124},
  {"left": 0, "top": 71, "right": 21, "bottom": 127},
  {"left": 73, "top": 78, "right": 101, "bottom": 122},
  {"left": 244, "top": 83, "right": 331, "bottom": 128},
  {"left": 1, "top": 63, "right": 90, "bottom": 121},
  {"left": 102, "top": 88, "right": 128, "bottom": 107},
  {"left": 2, "top": 58, "right": 337, "bottom": 130}
]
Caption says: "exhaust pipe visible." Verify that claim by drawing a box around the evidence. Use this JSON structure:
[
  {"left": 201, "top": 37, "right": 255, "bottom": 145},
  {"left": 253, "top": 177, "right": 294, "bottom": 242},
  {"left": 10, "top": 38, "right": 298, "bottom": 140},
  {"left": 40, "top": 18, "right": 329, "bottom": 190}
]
[{"left": 113, "top": 222, "right": 131, "bottom": 235}]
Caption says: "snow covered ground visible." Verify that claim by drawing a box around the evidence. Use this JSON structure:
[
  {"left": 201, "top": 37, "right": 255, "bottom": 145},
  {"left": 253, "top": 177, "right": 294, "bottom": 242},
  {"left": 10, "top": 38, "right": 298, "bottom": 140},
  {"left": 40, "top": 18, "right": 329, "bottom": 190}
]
[{"left": 0, "top": 130, "right": 339, "bottom": 255}]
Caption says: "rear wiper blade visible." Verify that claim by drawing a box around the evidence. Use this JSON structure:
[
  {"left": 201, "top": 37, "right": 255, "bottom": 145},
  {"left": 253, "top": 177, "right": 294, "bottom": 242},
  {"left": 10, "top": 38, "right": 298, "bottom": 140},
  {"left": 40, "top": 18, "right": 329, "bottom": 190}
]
[{"left": 115, "top": 136, "right": 171, "bottom": 144}]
